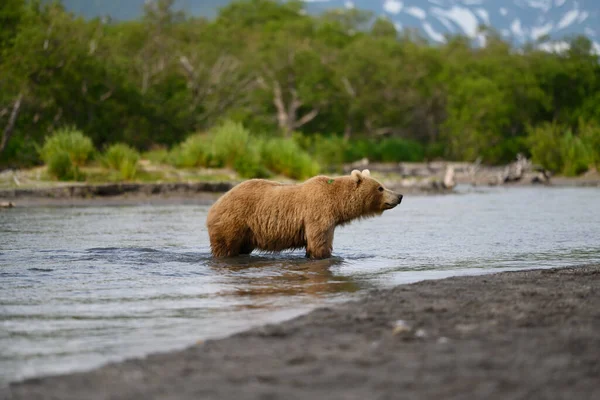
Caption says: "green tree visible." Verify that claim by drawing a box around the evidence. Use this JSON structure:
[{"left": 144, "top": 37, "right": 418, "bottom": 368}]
[{"left": 371, "top": 17, "right": 397, "bottom": 38}]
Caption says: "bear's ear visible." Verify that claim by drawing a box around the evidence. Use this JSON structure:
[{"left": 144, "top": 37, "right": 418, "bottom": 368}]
[
  {"left": 361, "top": 169, "right": 370, "bottom": 177},
  {"left": 351, "top": 169, "right": 363, "bottom": 183}
]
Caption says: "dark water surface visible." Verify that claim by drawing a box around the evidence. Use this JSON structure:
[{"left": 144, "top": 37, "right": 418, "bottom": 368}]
[{"left": 1, "top": 186, "right": 599, "bottom": 384}]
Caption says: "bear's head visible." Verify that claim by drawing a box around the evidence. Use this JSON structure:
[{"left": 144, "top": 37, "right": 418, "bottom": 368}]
[{"left": 350, "top": 169, "right": 403, "bottom": 216}]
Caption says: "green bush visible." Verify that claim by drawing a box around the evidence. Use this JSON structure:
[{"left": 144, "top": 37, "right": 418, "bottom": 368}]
[
  {"left": 425, "top": 142, "right": 446, "bottom": 160},
  {"left": 163, "top": 122, "right": 322, "bottom": 180},
  {"left": 295, "top": 134, "right": 428, "bottom": 165},
  {"left": 261, "top": 138, "right": 320, "bottom": 179},
  {"left": 40, "top": 127, "right": 94, "bottom": 181},
  {"left": 341, "top": 139, "right": 374, "bottom": 163},
  {"left": 377, "top": 138, "right": 425, "bottom": 162},
  {"left": 210, "top": 121, "right": 251, "bottom": 168},
  {"left": 0, "top": 135, "right": 40, "bottom": 169},
  {"left": 292, "top": 132, "right": 313, "bottom": 152},
  {"left": 142, "top": 148, "right": 170, "bottom": 164},
  {"left": 527, "top": 123, "right": 563, "bottom": 173},
  {"left": 482, "top": 137, "right": 529, "bottom": 165},
  {"left": 527, "top": 122, "right": 592, "bottom": 176},
  {"left": 172, "top": 133, "right": 213, "bottom": 168},
  {"left": 47, "top": 151, "right": 78, "bottom": 181},
  {"left": 233, "top": 142, "right": 270, "bottom": 178},
  {"left": 103, "top": 143, "right": 140, "bottom": 180},
  {"left": 561, "top": 131, "right": 591, "bottom": 176},
  {"left": 294, "top": 134, "right": 348, "bottom": 171},
  {"left": 166, "top": 146, "right": 185, "bottom": 168},
  {"left": 580, "top": 121, "right": 600, "bottom": 170}
]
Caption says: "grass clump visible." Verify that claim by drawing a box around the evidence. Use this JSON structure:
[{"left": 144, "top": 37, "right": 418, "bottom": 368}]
[
  {"left": 142, "top": 147, "right": 170, "bottom": 164},
  {"left": 294, "top": 133, "right": 347, "bottom": 171},
  {"left": 296, "top": 134, "right": 427, "bottom": 169},
  {"left": 172, "top": 133, "right": 213, "bottom": 168},
  {"left": 234, "top": 142, "right": 270, "bottom": 178},
  {"left": 102, "top": 143, "right": 140, "bottom": 180},
  {"left": 528, "top": 122, "right": 593, "bottom": 176},
  {"left": 580, "top": 121, "right": 600, "bottom": 171},
  {"left": 527, "top": 122, "right": 564, "bottom": 173},
  {"left": 46, "top": 151, "right": 77, "bottom": 181},
  {"left": 167, "top": 121, "right": 320, "bottom": 179},
  {"left": 170, "top": 122, "right": 277, "bottom": 179},
  {"left": 40, "top": 127, "right": 94, "bottom": 181},
  {"left": 376, "top": 138, "right": 425, "bottom": 162},
  {"left": 261, "top": 138, "right": 320, "bottom": 179},
  {"left": 171, "top": 122, "right": 253, "bottom": 171},
  {"left": 342, "top": 138, "right": 378, "bottom": 163},
  {"left": 210, "top": 121, "right": 251, "bottom": 168},
  {"left": 561, "top": 132, "right": 591, "bottom": 176}
]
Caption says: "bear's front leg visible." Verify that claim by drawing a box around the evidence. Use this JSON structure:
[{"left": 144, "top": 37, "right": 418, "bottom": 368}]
[{"left": 305, "top": 225, "right": 335, "bottom": 259}]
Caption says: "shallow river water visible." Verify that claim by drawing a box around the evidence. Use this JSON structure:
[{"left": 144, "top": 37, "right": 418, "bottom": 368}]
[{"left": 1, "top": 186, "right": 599, "bottom": 384}]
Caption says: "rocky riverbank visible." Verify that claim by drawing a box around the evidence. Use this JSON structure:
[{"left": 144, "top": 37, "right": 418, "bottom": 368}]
[
  {"left": 347, "top": 156, "right": 600, "bottom": 192},
  {"left": 1, "top": 158, "right": 599, "bottom": 207},
  {"left": 0, "top": 181, "right": 231, "bottom": 207},
  {"left": 4, "top": 264, "right": 599, "bottom": 400},
  {"left": 0, "top": 169, "right": 445, "bottom": 207}
]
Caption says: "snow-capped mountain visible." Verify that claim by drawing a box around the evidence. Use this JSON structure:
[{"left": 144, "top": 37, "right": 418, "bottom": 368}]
[
  {"left": 57, "top": 0, "right": 599, "bottom": 52},
  {"left": 304, "top": 0, "right": 599, "bottom": 52}
]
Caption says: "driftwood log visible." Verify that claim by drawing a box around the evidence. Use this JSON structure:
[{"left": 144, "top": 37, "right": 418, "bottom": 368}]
[{"left": 343, "top": 155, "right": 551, "bottom": 190}]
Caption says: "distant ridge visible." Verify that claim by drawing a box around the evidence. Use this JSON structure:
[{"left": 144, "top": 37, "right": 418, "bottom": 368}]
[{"left": 57, "top": 0, "right": 600, "bottom": 52}]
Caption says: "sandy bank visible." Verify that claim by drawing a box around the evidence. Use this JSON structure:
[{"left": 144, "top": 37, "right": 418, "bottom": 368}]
[{"left": 3, "top": 265, "right": 599, "bottom": 400}]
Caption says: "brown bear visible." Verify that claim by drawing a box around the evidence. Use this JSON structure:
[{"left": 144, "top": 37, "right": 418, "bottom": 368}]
[{"left": 206, "top": 169, "right": 403, "bottom": 259}]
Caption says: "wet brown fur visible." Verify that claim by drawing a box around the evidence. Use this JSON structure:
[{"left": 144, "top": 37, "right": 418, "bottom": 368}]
[{"left": 206, "top": 170, "right": 402, "bottom": 259}]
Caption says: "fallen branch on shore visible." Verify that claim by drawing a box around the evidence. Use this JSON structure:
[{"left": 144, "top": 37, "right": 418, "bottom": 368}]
[{"left": 344, "top": 154, "right": 552, "bottom": 190}]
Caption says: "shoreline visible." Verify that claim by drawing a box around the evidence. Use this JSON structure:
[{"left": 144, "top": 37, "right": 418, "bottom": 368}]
[
  {"left": 0, "top": 181, "right": 231, "bottom": 207},
  {"left": 1, "top": 159, "right": 599, "bottom": 207},
  {"left": 0, "top": 180, "right": 450, "bottom": 207},
  {"left": 4, "top": 264, "right": 599, "bottom": 399},
  {"left": 1, "top": 177, "right": 598, "bottom": 208}
]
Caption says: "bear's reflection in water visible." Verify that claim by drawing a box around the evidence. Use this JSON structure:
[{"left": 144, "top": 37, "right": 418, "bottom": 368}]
[{"left": 207, "top": 255, "right": 360, "bottom": 301}]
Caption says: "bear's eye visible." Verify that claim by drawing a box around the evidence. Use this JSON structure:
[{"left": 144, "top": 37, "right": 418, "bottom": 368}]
[{"left": 378, "top": 187, "right": 384, "bottom": 192}]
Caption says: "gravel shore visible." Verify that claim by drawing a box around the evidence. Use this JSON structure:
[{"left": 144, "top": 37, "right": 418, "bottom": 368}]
[
  {"left": 0, "top": 180, "right": 446, "bottom": 207},
  {"left": 3, "top": 265, "right": 599, "bottom": 400}
]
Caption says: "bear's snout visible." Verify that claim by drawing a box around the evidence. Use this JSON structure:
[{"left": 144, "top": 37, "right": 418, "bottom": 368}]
[{"left": 382, "top": 191, "right": 403, "bottom": 210}]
